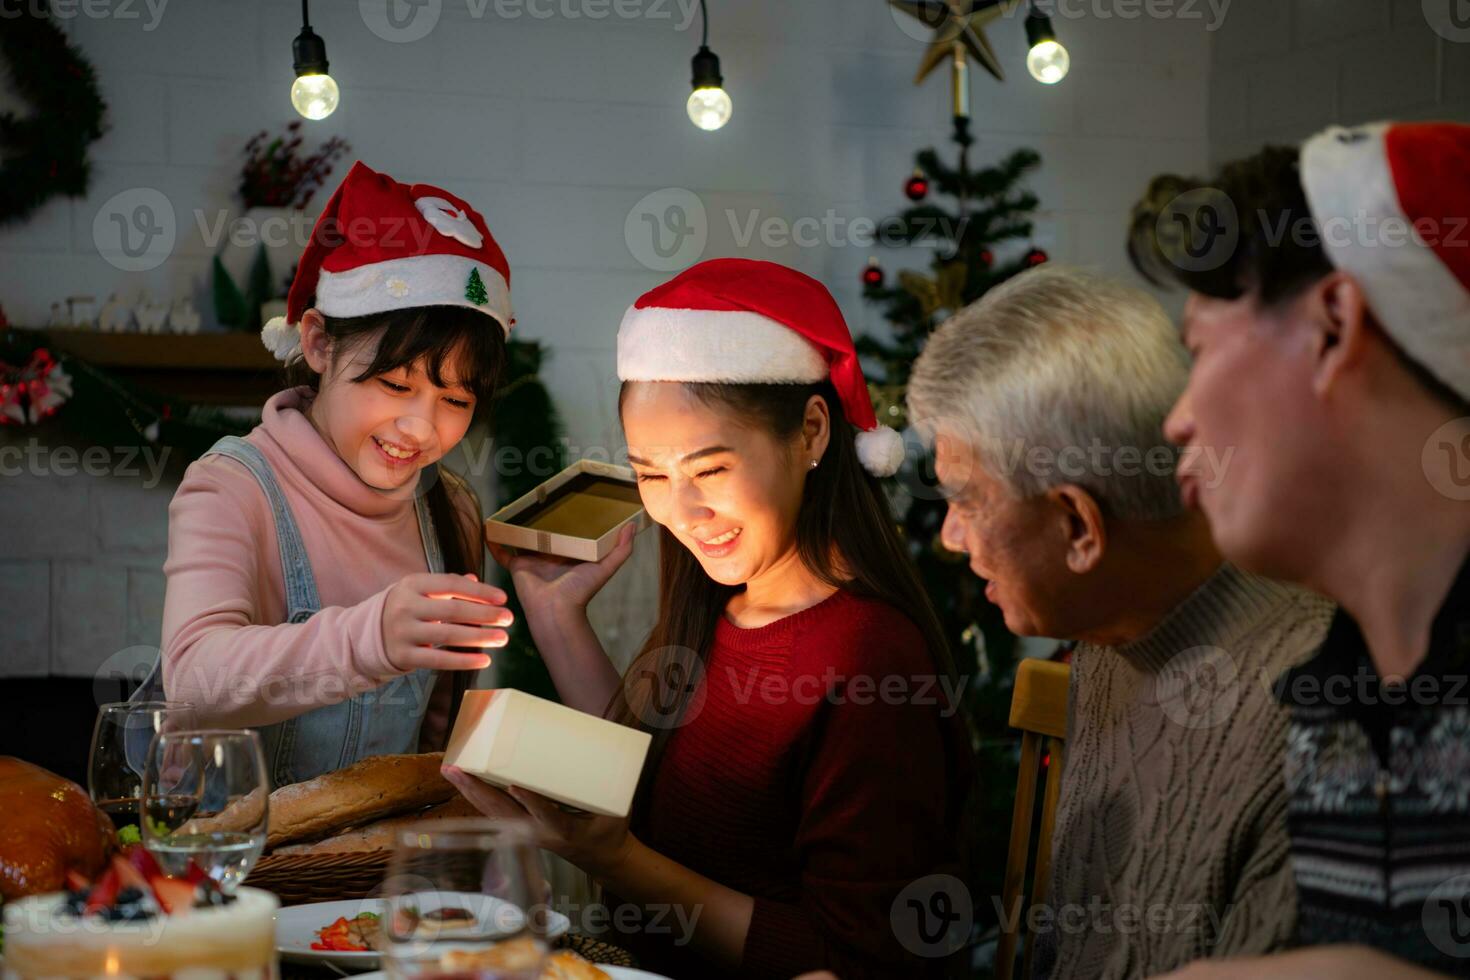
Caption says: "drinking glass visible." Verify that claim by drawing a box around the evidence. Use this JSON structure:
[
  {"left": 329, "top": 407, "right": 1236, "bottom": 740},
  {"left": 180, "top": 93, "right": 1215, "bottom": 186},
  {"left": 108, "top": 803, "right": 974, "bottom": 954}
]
[
  {"left": 382, "top": 819, "right": 553, "bottom": 980},
  {"left": 141, "top": 729, "right": 269, "bottom": 893},
  {"left": 87, "top": 700, "right": 198, "bottom": 838}
]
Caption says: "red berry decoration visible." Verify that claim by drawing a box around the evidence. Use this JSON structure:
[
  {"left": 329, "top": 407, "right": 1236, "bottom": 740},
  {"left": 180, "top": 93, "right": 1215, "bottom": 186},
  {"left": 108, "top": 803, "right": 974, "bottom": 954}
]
[
  {"left": 978, "top": 249, "right": 994, "bottom": 269},
  {"left": 862, "top": 257, "right": 885, "bottom": 288},
  {"left": 903, "top": 170, "right": 929, "bottom": 202},
  {"left": 1025, "top": 247, "right": 1049, "bottom": 267}
]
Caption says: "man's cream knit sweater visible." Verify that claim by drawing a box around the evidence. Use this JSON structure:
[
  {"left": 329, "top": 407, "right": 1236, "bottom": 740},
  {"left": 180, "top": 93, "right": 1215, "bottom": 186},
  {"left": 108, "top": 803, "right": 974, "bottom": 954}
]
[{"left": 1036, "top": 564, "right": 1334, "bottom": 979}]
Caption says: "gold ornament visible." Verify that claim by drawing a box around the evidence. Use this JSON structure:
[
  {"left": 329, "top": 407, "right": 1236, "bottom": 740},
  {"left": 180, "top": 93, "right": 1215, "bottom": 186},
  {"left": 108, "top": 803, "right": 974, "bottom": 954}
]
[{"left": 898, "top": 261, "right": 968, "bottom": 319}]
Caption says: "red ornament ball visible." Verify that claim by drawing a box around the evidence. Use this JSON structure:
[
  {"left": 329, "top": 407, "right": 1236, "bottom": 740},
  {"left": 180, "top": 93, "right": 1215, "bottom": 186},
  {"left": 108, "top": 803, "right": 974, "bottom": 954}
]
[
  {"left": 903, "top": 173, "right": 929, "bottom": 202},
  {"left": 862, "top": 262, "right": 885, "bottom": 288},
  {"left": 1025, "top": 248, "right": 1049, "bottom": 267}
]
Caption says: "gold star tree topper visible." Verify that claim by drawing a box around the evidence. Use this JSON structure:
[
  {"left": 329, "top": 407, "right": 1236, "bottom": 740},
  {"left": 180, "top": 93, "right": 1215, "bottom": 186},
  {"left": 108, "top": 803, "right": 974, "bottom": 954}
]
[{"left": 890, "top": 0, "right": 1026, "bottom": 83}]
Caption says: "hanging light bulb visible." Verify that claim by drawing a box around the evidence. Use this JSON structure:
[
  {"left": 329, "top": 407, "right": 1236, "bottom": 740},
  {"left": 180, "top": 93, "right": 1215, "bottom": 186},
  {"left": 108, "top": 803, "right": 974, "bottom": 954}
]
[
  {"left": 686, "top": 0, "right": 730, "bottom": 131},
  {"left": 1025, "top": 6, "right": 1070, "bottom": 85},
  {"left": 290, "top": 0, "right": 339, "bottom": 120}
]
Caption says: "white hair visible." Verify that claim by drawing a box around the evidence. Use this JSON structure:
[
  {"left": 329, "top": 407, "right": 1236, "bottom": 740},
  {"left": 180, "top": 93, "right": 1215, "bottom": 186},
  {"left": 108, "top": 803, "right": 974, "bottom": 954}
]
[{"left": 907, "top": 264, "right": 1189, "bottom": 521}]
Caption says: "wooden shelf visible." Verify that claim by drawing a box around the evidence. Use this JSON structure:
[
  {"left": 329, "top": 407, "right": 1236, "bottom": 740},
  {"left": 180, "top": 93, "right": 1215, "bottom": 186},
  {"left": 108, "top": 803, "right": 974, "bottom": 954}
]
[{"left": 8, "top": 328, "right": 281, "bottom": 406}]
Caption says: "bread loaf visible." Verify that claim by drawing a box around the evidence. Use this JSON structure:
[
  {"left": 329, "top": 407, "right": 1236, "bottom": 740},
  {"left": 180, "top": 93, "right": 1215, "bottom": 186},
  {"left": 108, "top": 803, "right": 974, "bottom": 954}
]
[
  {"left": 271, "top": 795, "right": 479, "bottom": 855},
  {"left": 266, "top": 753, "right": 454, "bottom": 849}
]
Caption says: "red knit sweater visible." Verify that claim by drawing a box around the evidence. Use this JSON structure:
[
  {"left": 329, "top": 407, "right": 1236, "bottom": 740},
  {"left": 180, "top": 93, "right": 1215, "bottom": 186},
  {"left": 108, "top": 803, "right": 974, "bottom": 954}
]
[{"left": 616, "top": 590, "right": 974, "bottom": 979}]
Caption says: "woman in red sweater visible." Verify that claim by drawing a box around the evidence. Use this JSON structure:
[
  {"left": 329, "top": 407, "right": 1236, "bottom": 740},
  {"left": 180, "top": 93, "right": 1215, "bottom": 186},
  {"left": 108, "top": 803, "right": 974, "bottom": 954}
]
[{"left": 445, "top": 259, "right": 974, "bottom": 978}]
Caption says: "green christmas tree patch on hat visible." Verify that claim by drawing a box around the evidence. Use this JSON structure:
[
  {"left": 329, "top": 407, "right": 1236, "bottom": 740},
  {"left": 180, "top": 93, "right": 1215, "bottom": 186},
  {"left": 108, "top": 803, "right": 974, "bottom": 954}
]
[{"left": 465, "top": 267, "right": 489, "bottom": 305}]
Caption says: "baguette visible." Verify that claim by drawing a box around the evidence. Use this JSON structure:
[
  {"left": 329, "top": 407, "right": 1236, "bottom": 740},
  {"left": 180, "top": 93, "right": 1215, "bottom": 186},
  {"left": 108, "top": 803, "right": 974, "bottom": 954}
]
[
  {"left": 271, "top": 795, "right": 480, "bottom": 855},
  {"left": 266, "top": 752, "right": 455, "bottom": 849}
]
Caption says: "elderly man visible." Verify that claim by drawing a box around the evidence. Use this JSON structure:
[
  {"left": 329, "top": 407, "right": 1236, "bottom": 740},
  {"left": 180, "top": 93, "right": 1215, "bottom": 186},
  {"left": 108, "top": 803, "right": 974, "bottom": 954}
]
[
  {"left": 1128, "top": 123, "right": 1470, "bottom": 980},
  {"left": 906, "top": 264, "right": 1333, "bottom": 979}
]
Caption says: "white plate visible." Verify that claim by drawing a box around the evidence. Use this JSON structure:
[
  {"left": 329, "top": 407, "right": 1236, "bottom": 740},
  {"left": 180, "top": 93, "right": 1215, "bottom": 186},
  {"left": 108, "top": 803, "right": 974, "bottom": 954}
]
[
  {"left": 352, "top": 967, "right": 669, "bottom": 980},
  {"left": 274, "top": 893, "right": 570, "bottom": 970}
]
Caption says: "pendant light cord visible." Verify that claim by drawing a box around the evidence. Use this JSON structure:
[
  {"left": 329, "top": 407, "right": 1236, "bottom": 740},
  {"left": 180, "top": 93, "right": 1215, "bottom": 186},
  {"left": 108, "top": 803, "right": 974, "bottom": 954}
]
[{"left": 698, "top": 0, "right": 708, "bottom": 48}]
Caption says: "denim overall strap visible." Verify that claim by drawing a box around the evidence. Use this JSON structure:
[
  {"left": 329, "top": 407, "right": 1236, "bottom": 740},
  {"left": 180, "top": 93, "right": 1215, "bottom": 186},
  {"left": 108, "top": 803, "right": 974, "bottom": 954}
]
[
  {"left": 340, "top": 471, "right": 445, "bottom": 764},
  {"left": 206, "top": 436, "right": 322, "bottom": 617},
  {"left": 414, "top": 470, "right": 445, "bottom": 575}
]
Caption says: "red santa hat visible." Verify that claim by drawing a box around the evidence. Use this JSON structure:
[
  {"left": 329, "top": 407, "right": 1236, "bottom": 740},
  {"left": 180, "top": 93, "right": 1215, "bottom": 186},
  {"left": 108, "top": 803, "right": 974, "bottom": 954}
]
[
  {"left": 261, "top": 161, "right": 512, "bottom": 362},
  {"left": 617, "top": 258, "right": 905, "bottom": 477},
  {"left": 1300, "top": 121, "right": 1470, "bottom": 400}
]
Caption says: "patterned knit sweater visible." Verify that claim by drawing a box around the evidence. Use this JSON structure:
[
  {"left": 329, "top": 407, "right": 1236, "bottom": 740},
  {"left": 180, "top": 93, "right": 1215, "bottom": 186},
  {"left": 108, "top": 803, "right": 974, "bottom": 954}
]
[{"left": 1036, "top": 564, "right": 1335, "bottom": 980}]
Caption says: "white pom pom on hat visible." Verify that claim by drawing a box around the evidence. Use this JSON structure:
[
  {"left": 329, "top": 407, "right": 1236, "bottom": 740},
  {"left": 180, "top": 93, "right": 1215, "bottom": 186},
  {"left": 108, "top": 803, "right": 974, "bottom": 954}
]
[
  {"left": 617, "top": 258, "right": 903, "bottom": 477},
  {"left": 855, "top": 424, "right": 905, "bottom": 478},
  {"left": 259, "top": 160, "right": 513, "bottom": 364},
  {"left": 261, "top": 315, "right": 302, "bottom": 363}
]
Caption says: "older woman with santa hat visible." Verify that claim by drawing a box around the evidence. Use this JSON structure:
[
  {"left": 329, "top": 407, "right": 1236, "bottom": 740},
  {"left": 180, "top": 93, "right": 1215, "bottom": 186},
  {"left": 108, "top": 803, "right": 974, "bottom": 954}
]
[{"left": 445, "top": 258, "right": 975, "bottom": 979}]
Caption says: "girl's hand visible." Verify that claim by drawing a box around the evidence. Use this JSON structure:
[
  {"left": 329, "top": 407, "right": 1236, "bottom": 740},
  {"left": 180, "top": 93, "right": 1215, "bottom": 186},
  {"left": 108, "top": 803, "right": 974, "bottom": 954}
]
[
  {"left": 486, "top": 523, "right": 636, "bottom": 615},
  {"left": 380, "top": 573, "right": 512, "bottom": 672},
  {"left": 442, "top": 765, "right": 634, "bottom": 879}
]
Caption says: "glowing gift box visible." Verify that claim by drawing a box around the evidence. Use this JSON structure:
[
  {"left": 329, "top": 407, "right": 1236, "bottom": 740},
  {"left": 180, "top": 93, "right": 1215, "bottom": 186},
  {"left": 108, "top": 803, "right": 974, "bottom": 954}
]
[
  {"left": 482, "top": 460, "right": 651, "bottom": 562},
  {"left": 444, "top": 689, "right": 653, "bottom": 819}
]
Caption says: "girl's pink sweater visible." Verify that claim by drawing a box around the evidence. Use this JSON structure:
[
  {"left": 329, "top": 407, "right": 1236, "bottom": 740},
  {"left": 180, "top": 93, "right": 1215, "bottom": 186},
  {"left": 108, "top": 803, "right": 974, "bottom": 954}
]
[{"left": 160, "top": 387, "right": 463, "bottom": 742}]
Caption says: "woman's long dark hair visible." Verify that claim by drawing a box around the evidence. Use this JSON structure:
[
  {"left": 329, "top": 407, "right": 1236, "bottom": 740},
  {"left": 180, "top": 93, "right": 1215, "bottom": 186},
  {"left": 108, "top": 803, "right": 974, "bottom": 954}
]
[
  {"left": 286, "top": 305, "right": 506, "bottom": 575},
  {"left": 605, "top": 380, "right": 969, "bottom": 823}
]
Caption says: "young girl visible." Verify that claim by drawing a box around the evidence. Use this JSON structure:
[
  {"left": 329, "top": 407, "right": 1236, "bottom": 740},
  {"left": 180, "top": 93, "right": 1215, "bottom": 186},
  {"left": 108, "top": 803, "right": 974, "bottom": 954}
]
[
  {"left": 140, "top": 162, "right": 515, "bottom": 787},
  {"left": 446, "top": 258, "right": 975, "bottom": 978}
]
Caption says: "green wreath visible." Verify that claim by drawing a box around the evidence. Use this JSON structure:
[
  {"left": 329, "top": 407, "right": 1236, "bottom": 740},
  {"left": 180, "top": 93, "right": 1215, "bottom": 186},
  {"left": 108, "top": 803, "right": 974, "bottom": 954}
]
[{"left": 0, "top": 1, "right": 107, "bottom": 226}]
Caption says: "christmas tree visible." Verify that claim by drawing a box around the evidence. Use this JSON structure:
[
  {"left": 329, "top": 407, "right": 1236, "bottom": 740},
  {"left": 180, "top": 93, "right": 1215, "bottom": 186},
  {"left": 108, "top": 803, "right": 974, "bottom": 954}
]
[
  {"left": 465, "top": 267, "right": 489, "bottom": 306},
  {"left": 860, "top": 141, "right": 1046, "bottom": 943}
]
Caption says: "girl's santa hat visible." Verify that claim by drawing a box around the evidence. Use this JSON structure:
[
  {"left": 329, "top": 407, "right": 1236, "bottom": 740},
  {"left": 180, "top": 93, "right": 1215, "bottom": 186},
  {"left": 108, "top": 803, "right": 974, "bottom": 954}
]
[
  {"left": 617, "top": 258, "right": 906, "bottom": 477},
  {"left": 1301, "top": 121, "right": 1470, "bottom": 399},
  {"left": 261, "top": 161, "right": 512, "bottom": 363}
]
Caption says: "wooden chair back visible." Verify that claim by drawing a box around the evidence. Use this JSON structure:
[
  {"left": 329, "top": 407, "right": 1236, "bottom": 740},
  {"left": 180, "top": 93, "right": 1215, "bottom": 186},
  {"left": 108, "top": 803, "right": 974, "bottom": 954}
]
[{"left": 995, "top": 657, "right": 1070, "bottom": 980}]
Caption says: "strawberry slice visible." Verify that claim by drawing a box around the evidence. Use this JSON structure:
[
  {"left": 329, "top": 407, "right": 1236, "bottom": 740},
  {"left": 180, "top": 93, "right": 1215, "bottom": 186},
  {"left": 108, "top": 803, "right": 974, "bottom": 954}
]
[
  {"left": 84, "top": 866, "right": 121, "bottom": 914},
  {"left": 112, "top": 854, "right": 149, "bottom": 891},
  {"left": 128, "top": 847, "right": 164, "bottom": 881},
  {"left": 182, "top": 859, "right": 211, "bottom": 887},
  {"left": 150, "top": 876, "right": 197, "bottom": 917},
  {"left": 64, "top": 869, "right": 91, "bottom": 893}
]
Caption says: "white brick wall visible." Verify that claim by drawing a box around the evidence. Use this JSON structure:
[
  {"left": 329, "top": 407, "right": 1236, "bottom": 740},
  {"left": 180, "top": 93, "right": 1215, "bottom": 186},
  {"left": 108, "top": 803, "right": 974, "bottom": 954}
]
[
  {"left": 1209, "top": 0, "right": 1470, "bottom": 165},
  {"left": 0, "top": 0, "right": 1215, "bottom": 677}
]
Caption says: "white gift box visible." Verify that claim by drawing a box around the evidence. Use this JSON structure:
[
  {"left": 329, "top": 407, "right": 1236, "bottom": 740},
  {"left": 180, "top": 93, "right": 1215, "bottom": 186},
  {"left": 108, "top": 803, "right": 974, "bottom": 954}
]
[
  {"left": 444, "top": 689, "right": 653, "bottom": 818},
  {"left": 483, "top": 459, "right": 651, "bottom": 562}
]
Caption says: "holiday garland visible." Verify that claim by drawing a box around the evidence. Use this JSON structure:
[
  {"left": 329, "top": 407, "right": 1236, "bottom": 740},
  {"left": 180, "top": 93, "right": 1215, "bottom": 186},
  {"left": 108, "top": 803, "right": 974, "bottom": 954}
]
[{"left": 0, "top": 1, "right": 108, "bottom": 226}]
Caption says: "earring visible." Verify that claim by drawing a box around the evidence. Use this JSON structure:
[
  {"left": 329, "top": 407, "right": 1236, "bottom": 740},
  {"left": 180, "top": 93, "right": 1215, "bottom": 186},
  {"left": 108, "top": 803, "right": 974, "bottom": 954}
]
[{"left": 809, "top": 459, "right": 819, "bottom": 469}]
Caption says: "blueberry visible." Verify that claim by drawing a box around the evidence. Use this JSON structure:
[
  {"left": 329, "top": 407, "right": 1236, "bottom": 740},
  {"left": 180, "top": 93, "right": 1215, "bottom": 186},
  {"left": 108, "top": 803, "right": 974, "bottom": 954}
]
[{"left": 116, "top": 887, "right": 144, "bottom": 904}]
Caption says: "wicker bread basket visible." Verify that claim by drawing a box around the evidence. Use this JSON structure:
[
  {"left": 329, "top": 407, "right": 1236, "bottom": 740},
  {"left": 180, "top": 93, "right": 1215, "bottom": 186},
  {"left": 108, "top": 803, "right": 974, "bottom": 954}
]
[{"left": 248, "top": 850, "right": 391, "bottom": 906}]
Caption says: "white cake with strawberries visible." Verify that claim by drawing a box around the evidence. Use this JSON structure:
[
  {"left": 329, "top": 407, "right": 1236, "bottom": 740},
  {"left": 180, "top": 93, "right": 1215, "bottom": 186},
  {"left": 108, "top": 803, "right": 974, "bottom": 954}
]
[{"left": 1, "top": 848, "right": 278, "bottom": 980}]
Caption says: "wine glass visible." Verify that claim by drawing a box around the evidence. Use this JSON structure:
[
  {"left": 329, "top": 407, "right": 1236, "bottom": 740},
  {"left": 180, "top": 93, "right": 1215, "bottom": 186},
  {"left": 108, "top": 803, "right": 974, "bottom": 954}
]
[
  {"left": 382, "top": 819, "right": 553, "bottom": 980},
  {"left": 141, "top": 729, "right": 269, "bottom": 893},
  {"left": 87, "top": 700, "right": 198, "bottom": 839}
]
